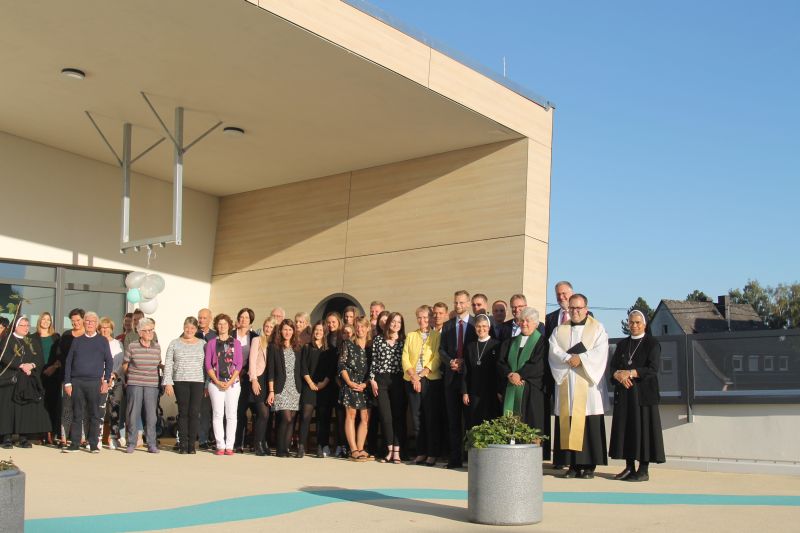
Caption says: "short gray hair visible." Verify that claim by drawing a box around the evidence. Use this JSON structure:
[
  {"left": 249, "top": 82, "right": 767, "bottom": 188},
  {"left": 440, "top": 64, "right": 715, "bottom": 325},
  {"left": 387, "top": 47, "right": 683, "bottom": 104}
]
[
  {"left": 137, "top": 317, "right": 155, "bottom": 333},
  {"left": 84, "top": 311, "right": 99, "bottom": 323},
  {"left": 519, "top": 307, "right": 540, "bottom": 324}
]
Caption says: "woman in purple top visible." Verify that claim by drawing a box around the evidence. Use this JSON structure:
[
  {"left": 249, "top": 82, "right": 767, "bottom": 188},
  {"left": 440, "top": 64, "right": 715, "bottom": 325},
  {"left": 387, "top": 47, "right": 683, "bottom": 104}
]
[{"left": 204, "top": 313, "right": 242, "bottom": 455}]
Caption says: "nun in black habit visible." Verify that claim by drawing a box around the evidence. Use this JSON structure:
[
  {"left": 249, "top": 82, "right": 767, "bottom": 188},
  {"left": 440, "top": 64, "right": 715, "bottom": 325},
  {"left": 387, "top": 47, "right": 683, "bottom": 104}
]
[
  {"left": 0, "top": 316, "right": 50, "bottom": 448},
  {"left": 460, "top": 314, "right": 502, "bottom": 429},
  {"left": 609, "top": 310, "right": 666, "bottom": 481}
]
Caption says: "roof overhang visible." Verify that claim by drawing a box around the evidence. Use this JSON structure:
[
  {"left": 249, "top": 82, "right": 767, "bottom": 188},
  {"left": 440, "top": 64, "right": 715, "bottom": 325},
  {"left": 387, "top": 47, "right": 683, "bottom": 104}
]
[{"left": 0, "top": 0, "right": 548, "bottom": 196}]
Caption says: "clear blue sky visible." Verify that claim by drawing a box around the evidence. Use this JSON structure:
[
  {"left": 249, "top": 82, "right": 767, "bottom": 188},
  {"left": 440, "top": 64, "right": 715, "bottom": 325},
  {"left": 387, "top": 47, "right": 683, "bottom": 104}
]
[{"left": 363, "top": 0, "right": 800, "bottom": 335}]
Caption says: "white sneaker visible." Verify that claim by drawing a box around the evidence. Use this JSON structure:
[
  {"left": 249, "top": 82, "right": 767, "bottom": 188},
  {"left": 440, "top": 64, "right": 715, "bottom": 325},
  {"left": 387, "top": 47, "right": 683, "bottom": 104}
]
[
  {"left": 322, "top": 445, "right": 331, "bottom": 458},
  {"left": 108, "top": 438, "right": 119, "bottom": 450}
]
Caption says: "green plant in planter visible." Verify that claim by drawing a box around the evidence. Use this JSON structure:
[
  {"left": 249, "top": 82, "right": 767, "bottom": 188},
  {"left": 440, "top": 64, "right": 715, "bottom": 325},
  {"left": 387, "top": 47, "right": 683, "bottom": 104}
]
[
  {"left": 0, "top": 458, "right": 16, "bottom": 472},
  {"left": 465, "top": 413, "right": 547, "bottom": 449}
]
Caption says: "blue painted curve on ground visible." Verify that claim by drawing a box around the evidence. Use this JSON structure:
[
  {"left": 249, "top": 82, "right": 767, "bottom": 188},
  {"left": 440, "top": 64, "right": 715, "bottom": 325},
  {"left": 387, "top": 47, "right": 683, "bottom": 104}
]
[{"left": 26, "top": 488, "right": 800, "bottom": 532}]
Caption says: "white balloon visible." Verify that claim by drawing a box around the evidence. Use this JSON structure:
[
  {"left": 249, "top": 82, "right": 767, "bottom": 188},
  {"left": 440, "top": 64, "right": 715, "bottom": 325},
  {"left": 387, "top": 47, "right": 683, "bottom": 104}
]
[
  {"left": 139, "top": 297, "right": 158, "bottom": 314},
  {"left": 145, "top": 274, "right": 166, "bottom": 294},
  {"left": 125, "top": 271, "right": 147, "bottom": 289},
  {"left": 139, "top": 279, "right": 159, "bottom": 300}
]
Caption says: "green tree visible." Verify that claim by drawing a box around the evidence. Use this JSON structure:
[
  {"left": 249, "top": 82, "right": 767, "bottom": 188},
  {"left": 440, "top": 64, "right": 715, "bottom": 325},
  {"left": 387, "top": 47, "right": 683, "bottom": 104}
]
[
  {"left": 686, "top": 290, "right": 711, "bottom": 302},
  {"left": 770, "top": 283, "right": 800, "bottom": 329},
  {"left": 620, "top": 297, "right": 654, "bottom": 335},
  {"left": 728, "top": 279, "right": 772, "bottom": 326}
]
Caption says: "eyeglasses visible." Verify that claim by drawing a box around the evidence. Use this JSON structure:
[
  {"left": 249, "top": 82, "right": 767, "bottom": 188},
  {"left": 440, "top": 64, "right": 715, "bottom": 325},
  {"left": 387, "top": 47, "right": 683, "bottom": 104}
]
[
  {"left": 140, "top": 329, "right": 154, "bottom": 333},
  {"left": 568, "top": 306, "right": 586, "bottom": 311}
]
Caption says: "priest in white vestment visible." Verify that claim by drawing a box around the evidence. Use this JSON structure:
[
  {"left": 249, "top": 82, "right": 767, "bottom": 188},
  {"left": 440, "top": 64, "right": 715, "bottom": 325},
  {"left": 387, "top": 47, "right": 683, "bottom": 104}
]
[{"left": 548, "top": 293, "right": 609, "bottom": 479}]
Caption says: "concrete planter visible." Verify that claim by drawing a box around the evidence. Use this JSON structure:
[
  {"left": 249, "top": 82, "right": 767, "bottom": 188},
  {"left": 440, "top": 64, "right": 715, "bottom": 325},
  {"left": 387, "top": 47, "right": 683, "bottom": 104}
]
[
  {"left": 0, "top": 467, "right": 25, "bottom": 532},
  {"left": 467, "top": 443, "right": 542, "bottom": 525}
]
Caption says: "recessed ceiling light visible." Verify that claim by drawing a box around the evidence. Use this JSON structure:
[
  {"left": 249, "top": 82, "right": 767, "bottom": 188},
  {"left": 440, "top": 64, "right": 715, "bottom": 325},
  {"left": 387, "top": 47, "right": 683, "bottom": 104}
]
[
  {"left": 60, "top": 67, "right": 86, "bottom": 80},
  {"left": 223, "top": 126, "right": 245, "bottom": 138}
]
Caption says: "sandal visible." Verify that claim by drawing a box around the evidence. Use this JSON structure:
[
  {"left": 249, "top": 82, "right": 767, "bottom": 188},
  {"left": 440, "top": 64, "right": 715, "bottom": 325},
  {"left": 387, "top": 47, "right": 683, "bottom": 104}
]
[
  {"left": 356, "top": 450, "right": 374, "bottom": 461},
  {"left": 349, "top": 451, "right": 365, "bottom": 462},
  {"left": 391, "top": 449, "right": 402, "bottom": 465}
]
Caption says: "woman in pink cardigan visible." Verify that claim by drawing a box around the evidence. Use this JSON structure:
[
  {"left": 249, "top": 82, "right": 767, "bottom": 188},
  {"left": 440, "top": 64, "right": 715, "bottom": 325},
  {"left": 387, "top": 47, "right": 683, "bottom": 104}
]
[{"left": 204, "top": 314, "right": 242, "bottom": 455}]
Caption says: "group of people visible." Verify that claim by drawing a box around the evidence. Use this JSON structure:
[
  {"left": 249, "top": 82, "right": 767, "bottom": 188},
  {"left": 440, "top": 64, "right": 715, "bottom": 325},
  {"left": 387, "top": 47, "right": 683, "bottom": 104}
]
[{"left": 0, "top": 281, "right": 665, "bottom": 481}]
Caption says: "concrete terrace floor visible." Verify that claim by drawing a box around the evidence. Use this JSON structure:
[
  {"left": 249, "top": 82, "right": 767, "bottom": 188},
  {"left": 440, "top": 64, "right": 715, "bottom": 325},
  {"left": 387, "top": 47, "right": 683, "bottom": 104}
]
[{"left": 13, "top": 443, "right": 800, "bottom": 533}]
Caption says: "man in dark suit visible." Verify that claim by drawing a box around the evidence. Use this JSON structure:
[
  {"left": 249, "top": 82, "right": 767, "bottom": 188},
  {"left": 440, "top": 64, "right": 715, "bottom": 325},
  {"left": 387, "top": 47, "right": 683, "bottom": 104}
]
[
  {"left": 439, "top": 289, "right": 477, "bottom": 468},
  {"left": 544, "top": 281, "right": 575, "bottom": 341},
  {"left": 471, "top": 293, "right": 500, "bottom": 339},
  {"left": 491, "top": 300, "right": 507, "bottom": 339},
  {"left": 499, "top": 293, "right": 527, "bottom": 342}
]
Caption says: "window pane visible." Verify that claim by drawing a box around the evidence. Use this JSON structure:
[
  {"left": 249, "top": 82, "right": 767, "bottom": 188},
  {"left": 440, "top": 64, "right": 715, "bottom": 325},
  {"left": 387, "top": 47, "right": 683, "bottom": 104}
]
[
  {"left": 62, "top": 290, "right": 125, "bottom": 335},
  {"left": 64, "top": 269, "right": 125, "bottom": 289},
  {"left": 0, "top": 284, "right": 56, "bottom": 327},
  {"left": 0, "top": 261, "right": 55, "bottom": 282}
]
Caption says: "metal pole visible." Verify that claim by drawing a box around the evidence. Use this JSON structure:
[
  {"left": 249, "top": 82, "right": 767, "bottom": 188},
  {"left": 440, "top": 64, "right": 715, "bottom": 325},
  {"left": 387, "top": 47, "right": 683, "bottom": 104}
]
[
  {"left": 173, "top": 107, "right": 184, "bottom": 246},
  {"left": 121, "top": 123, "right": 132, "bottom": 247}
]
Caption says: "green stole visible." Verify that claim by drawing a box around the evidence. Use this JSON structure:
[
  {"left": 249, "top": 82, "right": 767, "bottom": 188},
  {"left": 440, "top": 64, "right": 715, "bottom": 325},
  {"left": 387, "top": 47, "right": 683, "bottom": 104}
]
[{"left": 502, "top": 331, "right": 541, "bottom": 416}]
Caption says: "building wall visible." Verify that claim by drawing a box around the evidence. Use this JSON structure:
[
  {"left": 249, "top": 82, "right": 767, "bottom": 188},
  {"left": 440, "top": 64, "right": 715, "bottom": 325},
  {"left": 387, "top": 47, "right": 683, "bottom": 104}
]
[
  {"left": 0, "top": 131, "right": 219, "bottom": 344},
  {"left": 211, "top": 138, "right": 551, "bottom": 323},
  {"left": 650, "top": 309, "right": 684, "bottom": 336}
]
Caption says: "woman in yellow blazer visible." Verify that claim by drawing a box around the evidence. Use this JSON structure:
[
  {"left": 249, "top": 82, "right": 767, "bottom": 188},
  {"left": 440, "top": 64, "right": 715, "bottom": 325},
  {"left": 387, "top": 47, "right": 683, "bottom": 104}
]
[{"left": 402, "top": 305, "right": 442, "bottom": 466}]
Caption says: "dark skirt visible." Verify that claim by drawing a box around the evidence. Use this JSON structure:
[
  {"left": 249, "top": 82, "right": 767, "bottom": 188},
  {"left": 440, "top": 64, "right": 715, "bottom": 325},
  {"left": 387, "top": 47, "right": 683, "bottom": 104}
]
[
  {"left": 249, "top": 373, "right": 267, "bottom": 403},
  {"left": 0, "top": 385, "right": 14, "bottom": 435},
  {"left": 14, "top": 397, "right": 51, "bottom": 435},
  {"left": 301, "top": 381, "right": 316, "bottom": 407},
  {"left": 553, "top": 414, "right": 608, "bottom": 466},
  {"left": 609, "top": 388, "right": 666, "bottom": 463}
]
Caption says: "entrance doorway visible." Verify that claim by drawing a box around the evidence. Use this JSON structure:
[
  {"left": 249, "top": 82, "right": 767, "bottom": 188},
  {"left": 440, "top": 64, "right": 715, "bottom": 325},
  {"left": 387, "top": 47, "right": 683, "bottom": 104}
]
[{"left": 311, "top": 293, "right": 364, "bottom": 324}]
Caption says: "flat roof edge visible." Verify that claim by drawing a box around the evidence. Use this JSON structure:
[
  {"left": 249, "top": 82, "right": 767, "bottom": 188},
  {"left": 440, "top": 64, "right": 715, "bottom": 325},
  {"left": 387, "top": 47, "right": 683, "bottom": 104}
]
[{"left": 341, "top": 0, "right": 555, "bottom": 110}]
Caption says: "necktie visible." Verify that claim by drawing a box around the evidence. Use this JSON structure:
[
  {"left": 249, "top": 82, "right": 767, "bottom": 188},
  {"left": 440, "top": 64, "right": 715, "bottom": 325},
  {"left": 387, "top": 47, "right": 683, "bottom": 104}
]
[
  {"left": 561, "top": 310, "right": 570, "bottom": 325},
  {"left": 456, "top": 320, "right": 464, "bottom": 358}
]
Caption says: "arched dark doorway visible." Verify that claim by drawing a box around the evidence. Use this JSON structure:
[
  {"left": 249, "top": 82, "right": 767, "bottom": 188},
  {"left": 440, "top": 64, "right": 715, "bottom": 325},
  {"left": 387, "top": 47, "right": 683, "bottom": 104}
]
[{"left": 311, "top": 293, "right": 364, "bottom": 324}]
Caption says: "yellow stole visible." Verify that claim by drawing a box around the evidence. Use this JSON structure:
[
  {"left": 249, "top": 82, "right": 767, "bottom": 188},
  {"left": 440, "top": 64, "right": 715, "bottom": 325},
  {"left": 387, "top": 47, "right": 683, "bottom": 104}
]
[{"left": 555, "top": 316, "right": 600, "bottom": 451}]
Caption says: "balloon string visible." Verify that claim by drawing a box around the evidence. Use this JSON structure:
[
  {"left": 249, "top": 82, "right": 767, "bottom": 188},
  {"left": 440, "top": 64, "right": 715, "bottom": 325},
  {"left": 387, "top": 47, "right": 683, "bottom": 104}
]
[{"left": 146, "top": 247, "right": 156, "bottom": 267}]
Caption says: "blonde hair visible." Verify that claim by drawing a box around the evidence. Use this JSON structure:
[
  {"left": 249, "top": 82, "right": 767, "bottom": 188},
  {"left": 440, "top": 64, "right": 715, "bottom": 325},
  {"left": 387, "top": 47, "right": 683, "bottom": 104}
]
[
  {"left": 99, "top": 316, "right": 116, "bottom": 333},
  {"left": 259, "top": 316, "right": 277, "bottom": 354}
]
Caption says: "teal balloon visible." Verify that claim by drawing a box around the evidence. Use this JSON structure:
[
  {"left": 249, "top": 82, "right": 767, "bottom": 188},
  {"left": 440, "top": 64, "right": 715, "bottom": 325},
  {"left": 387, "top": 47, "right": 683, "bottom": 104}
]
[{"left": 127, "top": 288, "right": 142, "bottom": 304}]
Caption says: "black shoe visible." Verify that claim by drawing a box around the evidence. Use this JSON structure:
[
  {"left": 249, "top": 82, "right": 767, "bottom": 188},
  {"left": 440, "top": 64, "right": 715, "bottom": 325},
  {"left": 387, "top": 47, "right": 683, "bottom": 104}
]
[
  {"left": 444, "top": 462, "right": 462, "bottom": 469},
  {"left": 627, "top": 472, "right": 649, "bottom": 482},
  {"left": 18, "top": 440, "right": 32, "bottom": 449},
  {"left": 561, "top": 468, "right": 580, "bottom": 478},
  {"left": 199, "top": 442, "right": 209, "bottom": 450},
  {"left": 255, "top": 442, "right": 266, "bottom": 457},
  {"left": 178, "top": 448, "right": 186, "bottom": 455},
  {"left": 551, "top": 464, "right": 566, "bottom": 470},
  {"left": 614, "top": 467, "right": 634, "bottom": 480},
  {"left": 188, "top": 448, "right": 197, "bottom": 454},
  {"left": 1, "top": 441, "right": 12, "bottom": 450},
  {"left": 235, "top": 447, "right": 244, "bottom": 454},
  {"left": 297, "top": 445, "right": 305, "bottom": 458},
  {"left": 578, "top": 470, "right": 595, "bottom": 479},
  {"left": 62, "top": 444, "right": 80, "bottom": 453}
]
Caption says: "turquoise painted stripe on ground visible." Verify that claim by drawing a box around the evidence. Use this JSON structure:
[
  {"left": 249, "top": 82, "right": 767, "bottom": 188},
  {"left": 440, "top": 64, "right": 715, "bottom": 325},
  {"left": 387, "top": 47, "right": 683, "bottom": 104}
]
[{"left": 25, "top": 488, "right": 800, "bottom": 533}]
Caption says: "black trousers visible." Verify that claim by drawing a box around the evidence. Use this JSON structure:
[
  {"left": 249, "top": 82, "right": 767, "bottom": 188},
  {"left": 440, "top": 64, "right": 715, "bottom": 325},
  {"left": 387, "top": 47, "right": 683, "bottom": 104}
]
[
  {"left": 70, "top": 378, "right": 101, "bottom": 447},
  {"left": 406, "top": 378, "right": 442, "bottom": 457},
  {"left": 443, "top": 376, "right": 464, "bottom": 465},
  {"left": 198, "top": 393, "right": 212, "bottom": 444},
  {"left": 374, "top": 373, "right": 406, "bottom": 451},
  {"left": 174, "top": 381, "right": 204, "bottom": 451},
  {"left": 234, "top": 378, "right": 255, "bottom": 449},
  {"left": 314, "top": 389, "right": 334, "bottom": 449}
]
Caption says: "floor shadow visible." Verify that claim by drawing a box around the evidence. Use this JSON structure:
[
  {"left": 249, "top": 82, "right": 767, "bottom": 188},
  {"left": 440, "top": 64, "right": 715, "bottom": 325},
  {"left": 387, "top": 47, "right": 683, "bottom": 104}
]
[{"left": 299, "top": 486, "right": 468, "bottom": 523}]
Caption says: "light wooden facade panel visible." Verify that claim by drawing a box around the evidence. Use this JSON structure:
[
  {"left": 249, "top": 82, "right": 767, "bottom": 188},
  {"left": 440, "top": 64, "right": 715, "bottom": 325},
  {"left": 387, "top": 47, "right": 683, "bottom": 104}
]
[
  {"left": 343, "top": 236, "right": 525, "bottom": 325},
  {"left": 525, "top": 139, "right": 553, "bottom": 244},
  {"left": 210, "top": 259, "right": 346, "bottom": 326},
  {"left": 427, "top": 49, "right": 553, "bottom": 147},
  {"left": 212, "top": 173, "right": 350, "bottom": 275},
  {"left": 256, "top": 0, "right": 431, "bottom": 86},
  {"left": 522, "top": 236, "right": 549, "bottom": 318},
  {"left": 346, "top": 140, "right": 527, "bottom": 258}
]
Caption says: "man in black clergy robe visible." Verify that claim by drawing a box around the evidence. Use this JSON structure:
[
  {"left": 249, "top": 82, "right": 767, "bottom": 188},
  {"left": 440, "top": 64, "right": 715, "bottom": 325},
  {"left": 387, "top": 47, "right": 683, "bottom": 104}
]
[{"left": 438, "top": 289, "right": 477, "bottom": 469}]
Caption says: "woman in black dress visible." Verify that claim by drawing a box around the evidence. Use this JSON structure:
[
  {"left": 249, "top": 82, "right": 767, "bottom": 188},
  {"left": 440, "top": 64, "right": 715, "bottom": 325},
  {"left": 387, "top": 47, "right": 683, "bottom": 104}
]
[
  {"left": 339, "top": 317, "right": 372, "bottom": 461},
  {"left": 298, "top": 322, "right": 335, "bottom": 458},
  {"left": 0, "top": 317, "right": 50, "bottom": 448},
  {"left": 609, "top": 310, "right": 666, "bottom": 482},
  {"left": 32, "top": 312, "right": 60, "bottom": 444},
  {"left": 248, "top": 317, "right": 276, "bottom": 456},
  {"left": 461, "top": 314, "right": 502, "bottom": 429}
]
